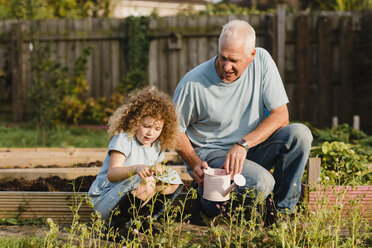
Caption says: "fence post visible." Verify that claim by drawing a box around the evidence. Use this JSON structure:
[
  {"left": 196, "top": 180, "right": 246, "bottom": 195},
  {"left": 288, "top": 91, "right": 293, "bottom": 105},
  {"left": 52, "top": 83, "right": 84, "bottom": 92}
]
[
  {"left": 265, "top": 14, "right": 276, "bottom": 61},
  {"left": 307, "top": 157, "right": 321, "bottom": 185},
  {"left": 339, "top": 16, "right": 353, "bottom": 125},
  {"left": 277, "top": 4, "right": 286, "bottom": 81},
  {"left": 10, "top": 23, "right": 25, "bottom": 122},
  {"left": 296, "top": 15, "right": 310, "bottom": 121},
  {"left": 317, "top": 17, "right": 332, "bottom": 127}
]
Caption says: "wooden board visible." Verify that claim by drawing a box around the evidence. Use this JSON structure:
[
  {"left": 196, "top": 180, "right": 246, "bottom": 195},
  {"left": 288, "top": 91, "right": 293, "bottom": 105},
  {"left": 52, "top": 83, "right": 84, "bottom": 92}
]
[
  {"left": 0, "top": 165, "right": 193, "bottom": 185},
  {"left": 0, "top": 149, "right": 182, "bottom": 168},
  {"left": 0, "top": 191, "right": 191, "bottom": 224},
  {"left": 308, "top": 186, "right": 372, "bottom": 220}
]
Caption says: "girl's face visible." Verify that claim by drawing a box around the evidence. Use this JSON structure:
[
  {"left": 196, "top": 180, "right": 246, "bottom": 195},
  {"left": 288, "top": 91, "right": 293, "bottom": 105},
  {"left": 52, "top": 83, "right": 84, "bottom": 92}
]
[{"left": 136, "top": 116, "right": 164, "bottom": 147}]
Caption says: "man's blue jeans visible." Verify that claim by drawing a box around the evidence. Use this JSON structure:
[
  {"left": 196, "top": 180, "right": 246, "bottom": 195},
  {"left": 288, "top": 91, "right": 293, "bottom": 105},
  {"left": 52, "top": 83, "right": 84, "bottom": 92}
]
[{"left": 189, "top": 123, "right": 313, "bottom": 217}]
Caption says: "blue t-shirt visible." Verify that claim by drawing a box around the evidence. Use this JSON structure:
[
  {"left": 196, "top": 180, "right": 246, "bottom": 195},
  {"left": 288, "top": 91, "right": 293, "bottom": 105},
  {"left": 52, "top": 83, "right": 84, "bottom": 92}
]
[
  {"left": 173, "top": 47, "right": 288, "bottom": 152},
  {"left": 88, "top": 132, "right": 183, "bottom": 220}
]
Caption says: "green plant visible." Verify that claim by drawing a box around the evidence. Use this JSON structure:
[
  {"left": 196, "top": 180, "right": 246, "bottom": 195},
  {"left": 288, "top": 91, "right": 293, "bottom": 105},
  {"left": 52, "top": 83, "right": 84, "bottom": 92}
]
[
  {"left": 53, "top": 46, "right": 92, "bottom": 125},
  {"left": 310, "top": 123, "right": 371, "bottom": 147},
  {"left": 312, "top": 141, "right": 371, "bottom": 185},
  {"left": 0, "top": 123, "right": 108, "bottom": 147},
  {"left": 0, "top": 236, "right": 47, "bottom": 247},
  {"left": 315, "top": 0, "right": 372, "bottom": 10},
  {"left": 0, "top": 67, "right": 10, "bottom": 103},
  {"left": 308, "top": 123, "right": 372, "bottom": 185},
  {"left": 178, "top": 2, "right": 264, "bottom": 16},
  {"left": 29, "top": 44, "right": 93, "bottom": 145},
  {"left": 1, "top": 184, "right": 371, "bottom": 247},
  {"left": 0, "top": 217, "right": 43, "bottom": 226},
  {"left": 117, "top": 16, "right": 150, "bottom": 94},
  {"left": 0, "top": 0, "right": 113, "bottom": 20}
]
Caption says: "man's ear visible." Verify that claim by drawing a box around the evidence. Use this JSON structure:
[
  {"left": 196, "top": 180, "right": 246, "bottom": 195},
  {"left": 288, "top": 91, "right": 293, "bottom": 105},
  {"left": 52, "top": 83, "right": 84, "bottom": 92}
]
[
  {"left": 248, "top": 48, "right": 256, "bottom": 63},
  {"left": 251, "top": 48, "right": 256, "bottom": 59}
]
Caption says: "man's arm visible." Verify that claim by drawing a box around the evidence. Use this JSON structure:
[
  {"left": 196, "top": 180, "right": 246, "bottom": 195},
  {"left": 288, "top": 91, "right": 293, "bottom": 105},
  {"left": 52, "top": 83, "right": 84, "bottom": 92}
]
[
  {"left": 224, "top": 104, "right": 289, "bottom": 176},
  {"left": 176, "top": 132, "right": 208, "bottom": 186}
]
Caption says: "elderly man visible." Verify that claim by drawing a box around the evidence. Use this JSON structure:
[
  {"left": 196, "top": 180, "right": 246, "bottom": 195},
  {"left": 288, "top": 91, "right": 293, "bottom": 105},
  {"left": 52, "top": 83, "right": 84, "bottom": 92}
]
[{"left": 173, "top": 19, "right": 312, "bottom": 223}]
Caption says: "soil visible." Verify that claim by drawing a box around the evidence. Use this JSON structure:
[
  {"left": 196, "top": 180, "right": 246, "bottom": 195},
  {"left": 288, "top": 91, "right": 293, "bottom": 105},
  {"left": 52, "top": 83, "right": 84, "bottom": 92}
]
[
  {"left": 0, "top": 175, "right": 96, "bottom": 192},
  {"left": 33, "top": 161, "right": 103, "bottom": 169}
]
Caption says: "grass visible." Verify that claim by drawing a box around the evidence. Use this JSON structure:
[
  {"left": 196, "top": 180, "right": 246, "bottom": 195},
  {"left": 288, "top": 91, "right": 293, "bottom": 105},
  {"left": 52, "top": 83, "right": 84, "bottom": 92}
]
[
  {"left": 0, "top": 123, "right": 109, "bottom": 148},
  {"left": 0, "top": 187, "right": 371, "bottom": 248},
  {"left": 0, "top": 237, "right": 46, "bottom": 248}
]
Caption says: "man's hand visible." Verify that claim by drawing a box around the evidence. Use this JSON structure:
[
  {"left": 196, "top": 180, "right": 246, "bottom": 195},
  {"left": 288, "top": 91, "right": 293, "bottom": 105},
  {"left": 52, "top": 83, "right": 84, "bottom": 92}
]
[
  {"left": 223, "top": 145, "right": 247, "bottom": 179},
  {"left": 193, "top": 161, "right": 209, "bottom": 186}
]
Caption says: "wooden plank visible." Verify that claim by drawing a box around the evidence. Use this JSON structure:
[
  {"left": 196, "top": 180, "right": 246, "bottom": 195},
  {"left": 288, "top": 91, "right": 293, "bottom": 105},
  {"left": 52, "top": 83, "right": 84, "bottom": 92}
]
[
  {"left": 276, "top": 4, "right": 286, "bottom": 79},
  {"left": 0, "top": 167, "right": 101, "bottom": 181},
  {"left": 167, "top": 16, "right": 179, "bottom": 95},
  {"left": 317, "top": 17, "right": 332, "bottom": 127},
  {"left": 296, "top": 15, "right": 310, "bottom": 121},
  {"left": 148, "top": 17, "right": 159, "bottom": 88},
  {"left": 307, "top": 157, "right": 321, "bottom": 185},
  {"left": 308, "top": 186, "right": 372, "bottom": 219},
  {"left": 197, "top": 16, "right": 208, "bottom": 65},
  {"left": 207, "top": 36, "right": 218, "bottom": 61},
  {"left": 187, "top": 17, "right": 198, "bottom": 70},
  {"left": 0, "top": 151, "right": 106, "bottom": 168},
  {"left": 339, "top": 16, "right": 353, "bottom": 125},
  {"left": 0, "top": 191, "right": 191, "bottom": 223},
  {"left": 0, "top": 147, "right": 107, "bottom": 152},
  {"left": 66, "top": 19, "right": 76, "bottom": 76},
  {"left": 264, "top": 14, "right": 276, "bottom": 58},
  {"left": 22, "top": 24, "right": 32, "bottom": 115},
  {"left": 83, "top": 19, "right": 94, "bottom": 97},
  {"left": 10, "top": 23, "right": 25, "bottom": 122},
  {"left": 92, "top": 19, "right": 103, "bottom": 97},
  {"left": 47, "top": 19, "right": 59, "bottom": 62},
  {"left": 285, "top": 83, "right": 296, "bottom": 118},
  {"left": 0, "top": 21, "right": 6, "bottom": 74},
  {"left": 57, "top": 19, "right": 66, "bottom": 67},
  {"left": 0, "top": 165, "right": 192, "bottom": 184},
  {"left": 177, "top": 16, "right": 188, "bottom": 85},
  {"left": 111, "top": 40, "right": 120, "bottom": 91},
  {"left": 148, "top": 38, "right": 159, "bottom": 88},
  {"left": 73, "top": 19, "right": 83, "bottom": 65},
  {"left": 102, "top": 20, "right": 111, "bottom": 98},
  {"left": 157, "top": 36, "right": 168, "bottom": 94},
  {"left": 0, "top": 150, "right": 181, "bottom": 168}
]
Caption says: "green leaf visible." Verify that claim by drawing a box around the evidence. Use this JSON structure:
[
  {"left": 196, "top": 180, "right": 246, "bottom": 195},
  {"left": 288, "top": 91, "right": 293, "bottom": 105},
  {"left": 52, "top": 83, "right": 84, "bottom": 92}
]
[{"left": 6, "top": 218, "right": 19, "bottom": 225}]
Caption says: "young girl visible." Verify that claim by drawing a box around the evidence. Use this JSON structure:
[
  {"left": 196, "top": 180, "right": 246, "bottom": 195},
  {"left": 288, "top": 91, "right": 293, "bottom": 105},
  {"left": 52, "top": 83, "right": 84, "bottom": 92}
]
[{"left": 88, "top": 86, "right": 183, "bottom": 239}]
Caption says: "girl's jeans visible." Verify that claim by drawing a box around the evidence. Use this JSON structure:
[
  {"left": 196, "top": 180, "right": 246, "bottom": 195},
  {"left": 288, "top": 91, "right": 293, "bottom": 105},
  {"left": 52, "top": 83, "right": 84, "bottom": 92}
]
[{"left": 189, "top": 123, "right": 313, "bottom": 217}]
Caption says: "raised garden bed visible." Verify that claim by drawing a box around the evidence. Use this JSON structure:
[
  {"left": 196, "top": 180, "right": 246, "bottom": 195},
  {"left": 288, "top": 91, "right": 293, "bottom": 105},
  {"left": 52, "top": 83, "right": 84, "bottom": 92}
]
[
  {"left": 305, "top": 159, "right": 372, "bottom": 220},
  {"left": 0, "top": 148, "right": 370, "bottom": 224},
  {"left": 308, "top": 185, "right": 372, "bottom": 219},
  {"left": 0, "top": 172, "right": 193, "bottom": 224},
  {"left": 0, "top": 149, "right": 191, "bottom": 224}
]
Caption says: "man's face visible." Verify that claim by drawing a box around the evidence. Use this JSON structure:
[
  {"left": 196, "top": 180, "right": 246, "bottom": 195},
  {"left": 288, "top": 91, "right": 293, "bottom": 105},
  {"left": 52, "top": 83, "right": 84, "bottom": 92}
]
[{"left": 215, "top": 39, "right": 255, "bottom": 83}]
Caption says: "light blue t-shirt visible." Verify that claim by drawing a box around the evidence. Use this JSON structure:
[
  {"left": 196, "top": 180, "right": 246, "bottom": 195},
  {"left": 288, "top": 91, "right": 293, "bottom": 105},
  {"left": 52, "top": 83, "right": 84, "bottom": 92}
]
[
  {"left": 88, "top": 132, "right": 183, "bottom": 220},
  {"left": 89, "top": 132, "right": 182, "bottom": 198},
  {"left": 173, "top": 47, "right": 288, "bottom": 153}
]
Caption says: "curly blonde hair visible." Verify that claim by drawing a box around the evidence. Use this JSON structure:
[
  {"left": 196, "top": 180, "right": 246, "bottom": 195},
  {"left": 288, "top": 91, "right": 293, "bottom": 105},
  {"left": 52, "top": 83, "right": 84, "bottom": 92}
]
[{"left": 108, "top": 86, "right": 179, "bottom": 151}]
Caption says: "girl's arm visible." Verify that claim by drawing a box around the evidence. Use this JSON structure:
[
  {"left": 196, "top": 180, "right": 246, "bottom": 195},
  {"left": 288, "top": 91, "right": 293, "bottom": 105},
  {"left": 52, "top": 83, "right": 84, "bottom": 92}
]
[{"left": 107, "top": 151, "right": 153, "bottom": 182}]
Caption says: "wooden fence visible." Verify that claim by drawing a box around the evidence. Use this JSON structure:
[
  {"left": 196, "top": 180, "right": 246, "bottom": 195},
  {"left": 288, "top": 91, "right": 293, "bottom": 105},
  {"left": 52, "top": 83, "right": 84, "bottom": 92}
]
[{"left": 0, "top": 9, "right": 371, "bottom": 132}]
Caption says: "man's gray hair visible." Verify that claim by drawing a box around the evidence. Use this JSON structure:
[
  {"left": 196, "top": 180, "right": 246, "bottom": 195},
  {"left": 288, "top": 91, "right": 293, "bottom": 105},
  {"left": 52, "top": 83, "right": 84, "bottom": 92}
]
[{"left": 218, "top": 20, "right": 256, "bottom": 57}]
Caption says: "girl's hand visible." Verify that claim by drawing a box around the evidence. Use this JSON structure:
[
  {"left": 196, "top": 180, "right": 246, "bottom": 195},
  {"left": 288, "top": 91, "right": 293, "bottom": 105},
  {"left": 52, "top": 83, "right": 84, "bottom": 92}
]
[
  {"left": 150, "top": 163, "right": 166, "bottom": 176},
  {"left": 136, "top": 164, "right": 153, "bottom": 179}
]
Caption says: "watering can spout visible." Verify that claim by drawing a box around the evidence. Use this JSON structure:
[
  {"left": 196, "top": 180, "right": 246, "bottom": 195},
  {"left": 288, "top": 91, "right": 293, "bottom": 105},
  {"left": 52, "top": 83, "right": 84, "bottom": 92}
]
[{"left": 222, "top": 174, "right": 246, "bottom": 197}]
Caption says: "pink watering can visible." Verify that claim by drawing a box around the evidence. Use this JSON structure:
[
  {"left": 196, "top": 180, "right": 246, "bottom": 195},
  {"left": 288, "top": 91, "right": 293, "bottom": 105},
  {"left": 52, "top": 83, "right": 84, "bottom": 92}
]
[{"left": 203, "top": 167, "right": 246, "bottom": 202}]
